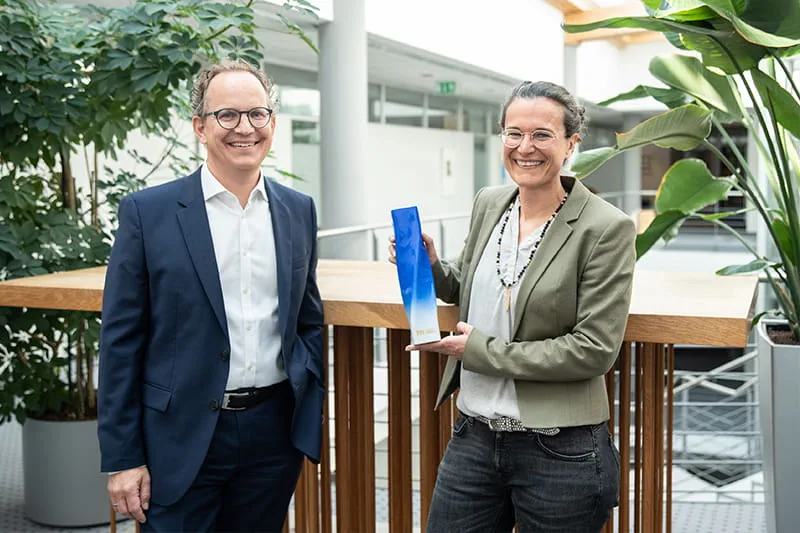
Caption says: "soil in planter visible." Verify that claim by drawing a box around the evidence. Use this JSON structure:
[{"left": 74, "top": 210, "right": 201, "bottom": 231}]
[{"left": 767, "top": 323, "right": 800, "bottom": 346}]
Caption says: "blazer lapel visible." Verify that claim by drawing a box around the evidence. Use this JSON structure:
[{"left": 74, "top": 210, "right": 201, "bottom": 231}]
[
  {"left": 459, "top": 187, "right": 517, "bottom": 316},
  {"left": 511, "top": 178, "right": 589, "bottom": 338},
  {"left": 265, "top": 178, "right": 292, "bottom": 338},
  {"left": 176, "top": 170, "right": 227, "bottom": 335}
]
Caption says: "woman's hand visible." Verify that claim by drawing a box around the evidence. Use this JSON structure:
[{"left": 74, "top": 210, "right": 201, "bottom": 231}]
[
  {"left": 406, "top": 322, "right": 474, "bottom": 359},
  {"left": 388, "top": 232, "right": 439, "bottom": 265}
]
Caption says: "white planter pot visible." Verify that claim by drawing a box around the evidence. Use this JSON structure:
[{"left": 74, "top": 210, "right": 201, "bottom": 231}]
[
  {"left": 22, "top": 417, "right": 109, "bottom": 527},
  {"left": 758, "top": 319, "right": 800, "bottom": 533}
]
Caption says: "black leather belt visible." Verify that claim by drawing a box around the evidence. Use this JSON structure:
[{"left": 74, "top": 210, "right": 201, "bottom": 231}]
[{"left": 221, "top": 380, "right": 288, "bottom": 411}]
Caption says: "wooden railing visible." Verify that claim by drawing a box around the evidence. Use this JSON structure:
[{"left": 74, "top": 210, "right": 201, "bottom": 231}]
[{"left": 0, "top": 260, "right": 758, "bottom": 533}]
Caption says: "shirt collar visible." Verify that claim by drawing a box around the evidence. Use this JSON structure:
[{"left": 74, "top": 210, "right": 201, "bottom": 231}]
[{"left": 200, "top": 163, "right": 268, "bottom": 203}]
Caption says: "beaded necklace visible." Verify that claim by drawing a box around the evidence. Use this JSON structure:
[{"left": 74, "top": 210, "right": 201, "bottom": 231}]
[{"left": 496, "top": 191, "right": 568, "bottom": 311}]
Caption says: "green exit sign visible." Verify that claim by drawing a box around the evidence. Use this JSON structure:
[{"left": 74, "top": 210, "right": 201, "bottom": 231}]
[{"left": 437, "top": 81, "right": 456, "bottom": 95}]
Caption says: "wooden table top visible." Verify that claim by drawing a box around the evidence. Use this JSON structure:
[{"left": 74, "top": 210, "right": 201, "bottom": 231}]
[{"left": 0, "top": 260, "right": 758, "bottom": 347}]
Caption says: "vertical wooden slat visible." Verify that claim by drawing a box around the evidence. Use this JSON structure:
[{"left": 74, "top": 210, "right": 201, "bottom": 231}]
[
  {"left": 418, "top": 351, "right": 442, "bottom": 529},
  {"left": 634, "top": 343, "right": 642, "bottom": 533},
  {"left": 388, "top": 329, "right": 413, "bottom": 533},
  {"left": 294, "top": 463, "right": 307, "bottom": 532},
  {"left": 321, "top": 326, "right": 333, "bottom": 533},
  {"left": 351, "top": 327, "right": 375, "bottom": 532},
  {"left": 618, "top": 343, "right": 632, "bottom": 533},
  {"left": 641, "top": 343, "right": 657, "bottom": 533},
  {"left": 333, "top": 326, "right": 353, "bottom": 533},
  {"left": 109, "top": 506, "right": 116, "bottom": 533},
  {"left": 654, "top": 343, "right": 666, "bottom": 531},
  {"left": 603, "top": 356, "right": 617, "bottom": 533},
  {"left": 666, "top": 344, "right": 675, "bottom": 533}
]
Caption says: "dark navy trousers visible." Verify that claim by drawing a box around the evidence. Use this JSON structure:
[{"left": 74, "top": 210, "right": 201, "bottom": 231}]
[{"left": 141, "top": 380, "right": 303, "bottom": 532}]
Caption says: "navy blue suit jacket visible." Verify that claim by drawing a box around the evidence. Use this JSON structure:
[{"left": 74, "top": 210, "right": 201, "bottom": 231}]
[{"left": 98, "top": 169, "right": 324, "bottom": 506}]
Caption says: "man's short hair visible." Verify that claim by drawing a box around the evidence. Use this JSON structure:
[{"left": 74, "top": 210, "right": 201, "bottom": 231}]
[{"left": 190, "top": 60, "right": 277, "bottom": 116}]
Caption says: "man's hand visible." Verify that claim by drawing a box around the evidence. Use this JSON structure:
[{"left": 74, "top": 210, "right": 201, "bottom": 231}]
[
  {"left": 406, "top": 322, "right": 474, "bottom": 359},
  {"left": 108, "top": 465, "right": 151, "bottom": 523}
]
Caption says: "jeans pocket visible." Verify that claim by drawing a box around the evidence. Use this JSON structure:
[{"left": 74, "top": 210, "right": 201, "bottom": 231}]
[
  {"left": 536, "top": 426, "right": 597, "bottom": 462},
  {"left": 452, "top": 415, "right": 470, "bottom": 438}
]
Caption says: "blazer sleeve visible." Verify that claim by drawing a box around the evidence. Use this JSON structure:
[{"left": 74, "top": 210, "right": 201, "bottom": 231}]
[
  {"left": 97, "top": 195, "right": 148, "bottom": 472},
  {"left": 461, "top": 214, "right": 636, "bottom": 382},
  {"left": 430, "top": 188, "right": 485, "bottom": 305}
]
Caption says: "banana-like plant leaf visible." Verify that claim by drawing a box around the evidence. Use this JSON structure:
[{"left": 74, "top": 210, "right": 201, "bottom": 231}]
[
  {"left": 655, "top": 159, "right": 734, "bottom": 213},
  {"left": 703, "top": 0, "right": 800, "bottom": 43},
  {"left": 563, "top": 15, "right": 727, "bottom": 39},
  {"left": 680, "top": 19, "right": 767, "bottom": 73},
  {"left": 698, "top": 206, "right": 754, "bottom": 221},
  {"left": 649, "top": 55, "right": 746, "bottom": 121},
  {"left": 572, "top": 147, "right": 617, "bottom": 179},
  {"left": 617, "top": 104, "right": 712, "bottom": 151},
  {"left": 772, "top": 217, "right": 797, "bottom": 265},
  {"left": 598, "top": 85, "right": 688, "bottom": 108},
  {"left": 635, "top": 209, "right": 687, "bottom": 259},
  {"left": 751, "top": 69, "right": 800, "bottom": 139},
  {"left": 716, "top": 258, "right": 770, "bottom": 275},
  {"left": 656, "top": 5, "right": 717, "bottom": 21}
]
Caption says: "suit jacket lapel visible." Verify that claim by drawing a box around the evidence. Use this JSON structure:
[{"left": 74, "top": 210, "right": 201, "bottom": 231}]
[
  {"left": 460, "top": 187, "right": 517, "bottom": 316},
  {"left": 511, "top": 178, "right": 589, "bottom": 338},
  {"left": 265, "top": 178, "right": 292, "bottom": 339},
  {"left": 176, "top": 170, "right": 228, "bottom": 335}
]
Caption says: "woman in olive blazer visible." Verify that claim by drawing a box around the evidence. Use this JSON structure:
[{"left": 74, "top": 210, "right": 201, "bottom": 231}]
[{"left": 396, "top": 81, "right": 636, "bottom": 533}]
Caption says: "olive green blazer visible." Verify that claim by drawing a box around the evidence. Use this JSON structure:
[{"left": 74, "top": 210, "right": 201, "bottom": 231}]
[{"left": 431, "top": 177, "right": 636, "bottom": 428}]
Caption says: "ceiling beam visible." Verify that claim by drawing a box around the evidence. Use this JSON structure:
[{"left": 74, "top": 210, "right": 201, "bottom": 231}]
[
  {"left": 563, "top": 3, "right": 659, "bottom": 45},
  {"left": 543, "top": 0, "right": 596, "bottom": 16}
]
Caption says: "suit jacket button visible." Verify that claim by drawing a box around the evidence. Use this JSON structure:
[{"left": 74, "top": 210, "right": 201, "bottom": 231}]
[
  {"left": 209, "top": 400, "right": 219, "bottom": 411},
  {"left": 220, "top": 350, "right": 229, "bottom": 361}
]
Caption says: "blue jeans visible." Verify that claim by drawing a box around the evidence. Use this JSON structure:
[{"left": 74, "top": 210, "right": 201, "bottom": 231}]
[{"left": 425, "top": 415, "right": 620, "bottom": 533}]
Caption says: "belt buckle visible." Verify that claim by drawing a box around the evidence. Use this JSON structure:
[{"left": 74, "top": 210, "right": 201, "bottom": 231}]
[
  {"left": 487, "top": 418, "right": 502, "bottom": 431},
  {"left": 221, "top": 392, "right": 247, "bottom": 411}
]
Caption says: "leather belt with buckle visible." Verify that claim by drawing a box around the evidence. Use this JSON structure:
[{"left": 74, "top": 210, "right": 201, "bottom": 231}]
[
  {"left": 221, "top": 380, "right": 288, "bottom": 411},
  {"left": 472, "top": 414, "right": 560, "bottom": 436}
]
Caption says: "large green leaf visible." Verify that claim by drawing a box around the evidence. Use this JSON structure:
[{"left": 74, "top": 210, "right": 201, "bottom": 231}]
[
  {"left": 597, "top": 85, "right": 688, "bottom": 108},
  {"left": 654, "top": 159, "right": 734, "bottom": 213},
  {"left": 563, "top": 15, "right": 727, "bottom": 39},
  {"left": 617, "top": 104, "right": 712, "bottom": 151},
  {"left": 751, "top": 69, "right": 800, "bottom": 140},
  {"left": 573, "top": 147, "right": 617, "bottom": 179},
  {"left": 772, "top": 216, "right": 797, "bottom": 265},
  {"left": 679, "top": 18, "right": 767, "bottom": 73},
  {"left": 649, "top": 54, "right": 745, "bottom": 121},
  {"left": 716, "top": 258, "right": 770, "bottom": 275},
  {"left": 703, "top": 0, "right": 800, "bottom": 43},
  {"left": 635, "top": 210, "right": 687, "bottom": 258}
]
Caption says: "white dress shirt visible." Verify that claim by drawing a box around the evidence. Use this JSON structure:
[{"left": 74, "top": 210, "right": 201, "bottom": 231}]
[{"left": 201, "top": 165, "right": 287, "bottom": 391}]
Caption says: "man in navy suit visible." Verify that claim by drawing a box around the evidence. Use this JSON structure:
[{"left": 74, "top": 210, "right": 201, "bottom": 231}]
[{"left": 98, "top": 60, "right": 324, "bottom": 532}]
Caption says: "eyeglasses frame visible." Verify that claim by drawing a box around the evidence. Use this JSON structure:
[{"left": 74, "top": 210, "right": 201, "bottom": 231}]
[
  {"left": 500, "top": 128, "right": 561, "bottom": 149},
  {"left": 200, "top": 106, "right": 274, "bottom": 130}
]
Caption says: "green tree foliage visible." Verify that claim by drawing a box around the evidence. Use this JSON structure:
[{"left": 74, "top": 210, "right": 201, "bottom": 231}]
[{"left": 0, "top": 0, "right": 318, "bottom": 423}]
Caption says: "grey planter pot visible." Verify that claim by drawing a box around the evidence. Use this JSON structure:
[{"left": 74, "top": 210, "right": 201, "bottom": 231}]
[
  {"left": 22, "top": 417, "right": 109, "bottom": 527},
  {"left": 758, "top": 320, "right": 800, "bottom": 533}
]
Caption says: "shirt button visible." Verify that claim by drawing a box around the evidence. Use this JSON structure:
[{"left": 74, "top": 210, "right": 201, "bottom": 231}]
[
  {"left": 219, "top": 349, "right": 229, "bottom": 361},
  {"left": 242, "top": 250, "right": 248, "bottom": 257},
  {"left": 243, "top": 287, "right": 249, "bottom": 295},
  {"left": 209, "top": 400, "right": 219, "bottom": 411}
]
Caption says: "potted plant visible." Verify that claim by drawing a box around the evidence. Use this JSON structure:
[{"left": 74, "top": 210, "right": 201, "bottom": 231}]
[
  {"left": 0, "top": 0, "right": 318, "bottom": 525},
  {"left": 563, "top": 2, "right": 799, "bottom": 531}
]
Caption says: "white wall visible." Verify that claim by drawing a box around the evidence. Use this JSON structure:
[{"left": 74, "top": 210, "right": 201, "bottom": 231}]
[
  {"left": 364, "top": 0, "right": 565, "bottom": 83},
  {"left": 576, "top": 39, "right": 683, "bottom": 109}
]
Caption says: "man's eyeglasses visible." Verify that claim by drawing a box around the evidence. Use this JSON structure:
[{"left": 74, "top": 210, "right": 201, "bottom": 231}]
[
  {"left": 500, "top": 129, "right": 558, "bottom": 149},
  {"left": 200, "top": 107, "right": 273, "bottom": 130}
]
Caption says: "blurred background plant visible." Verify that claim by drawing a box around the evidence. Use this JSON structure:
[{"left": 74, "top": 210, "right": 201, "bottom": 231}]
[
  {"left": 0, "top": 0, "right": 318, "bottom": 423},
  {"left": 564, "top": 0, "right": 800, "bottom": 339}
]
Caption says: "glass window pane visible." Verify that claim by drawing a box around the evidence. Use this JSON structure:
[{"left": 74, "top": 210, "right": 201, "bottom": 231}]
[
  {"left": 385, "top": 87, "right": 423, "bottom": 127},
  {"left": 463, "top": 100, "right": 492, "bottom": 134},
  {"left": 428, "top": 94, "right": 459, "bottom": 130},
  {"left": 368, "top": 83, "right": 381, "bottom": 123},
  {"left": 278, "top": 87, "right": 319, "bottom": 117},
  {"left": 292, "top": 120, "right": 319, "bottom": 145}
]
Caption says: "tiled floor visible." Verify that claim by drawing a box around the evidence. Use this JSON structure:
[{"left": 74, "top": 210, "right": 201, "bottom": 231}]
[{"left": 1, "top": 421, "right": 765, "bottom": 533}]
